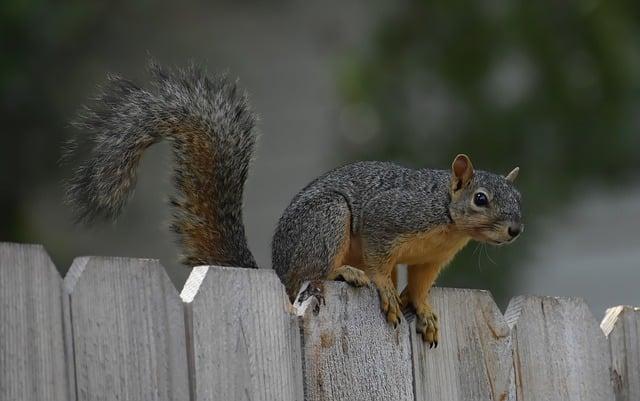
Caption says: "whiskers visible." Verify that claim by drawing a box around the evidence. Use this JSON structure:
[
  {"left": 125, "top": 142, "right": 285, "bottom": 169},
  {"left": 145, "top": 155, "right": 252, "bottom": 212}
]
[
  {"left": 482, "top": 243, "right": 497, "bottom": 265},
  {"left": 472, "top": 242, "right": 483, "bottom": 272},
  {"left": 472, "top": 242, "right": 497, "bottom": 272}
]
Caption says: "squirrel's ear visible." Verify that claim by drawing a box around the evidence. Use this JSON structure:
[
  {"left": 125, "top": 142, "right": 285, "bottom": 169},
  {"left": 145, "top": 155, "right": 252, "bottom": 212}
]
[
  {"left": 451, "top": 154, "right": 474, "bottom": 192},
  {"left": 505, "top": 167, "right": 519, "bottom": 183}
]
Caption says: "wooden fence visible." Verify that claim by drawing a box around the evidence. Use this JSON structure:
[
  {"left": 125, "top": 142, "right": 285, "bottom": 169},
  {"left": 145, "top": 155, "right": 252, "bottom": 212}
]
[{"left": 0, "top": 242, "right": 638, "bottom": 401}]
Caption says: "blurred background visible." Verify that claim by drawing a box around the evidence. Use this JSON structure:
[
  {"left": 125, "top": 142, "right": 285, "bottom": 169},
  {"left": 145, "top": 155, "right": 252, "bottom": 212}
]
[{"left": 2, "top": 0, "right": 639, "bottom": 317}]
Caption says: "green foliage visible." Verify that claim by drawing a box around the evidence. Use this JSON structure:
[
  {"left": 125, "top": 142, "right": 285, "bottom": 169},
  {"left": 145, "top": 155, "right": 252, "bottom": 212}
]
[{"left": 339, "top": 0, "right": 640, "bottom": 302}]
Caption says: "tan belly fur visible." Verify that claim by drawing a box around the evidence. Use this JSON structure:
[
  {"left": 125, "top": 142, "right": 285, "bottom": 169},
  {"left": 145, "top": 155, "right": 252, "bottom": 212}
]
[
  {"left": 392, "top": 226, "right": 470, "bottom": 267},
  {"left": 339, "top": 225, "right": 470, "bottom": 271}
]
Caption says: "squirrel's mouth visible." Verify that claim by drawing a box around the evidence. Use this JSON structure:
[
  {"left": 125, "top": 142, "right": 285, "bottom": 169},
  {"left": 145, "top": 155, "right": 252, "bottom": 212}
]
[
  {"left": 485, "top": 233, "right": 520, "bottom": 246},
  {"left": 486, "top": 239, "right": 510, "bottom": 246},
  {"left": 473, "top": 226, "right": 522, "bottom": 246}
]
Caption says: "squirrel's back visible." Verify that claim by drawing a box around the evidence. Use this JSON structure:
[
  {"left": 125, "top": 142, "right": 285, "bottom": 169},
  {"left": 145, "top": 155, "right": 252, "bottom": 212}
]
[
  {"left": 282, "top": 161, "right": 451, "bottom": 228},
  {"left": 66, "top": 63, "right": 258, "bottom": 268}
]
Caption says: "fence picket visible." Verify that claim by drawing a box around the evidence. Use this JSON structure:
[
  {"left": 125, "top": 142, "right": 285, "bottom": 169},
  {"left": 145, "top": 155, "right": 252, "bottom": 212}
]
[
  {"left": 2, "top": 243, "right": 640, "bottom": 401},
  {"left": 180, "top": 266, "right": 303, "bottom": 401},
  {"left": 65, "top": 257, "right": 188, "bottom": 401},
  {"left": 505, "top": 296, "right": 615, "bottom": 401},
  {"left": 295, "top": 281, "right": 414, "bottom": 401},
  {"left": 410, "top": 288, "right": 514, "bottom": 401},
  {"left": 0, "top": 243, "right": 73, "bottom": 401},
  {"left": 601, "top": 305, "right": 640, "bottom": 401}
]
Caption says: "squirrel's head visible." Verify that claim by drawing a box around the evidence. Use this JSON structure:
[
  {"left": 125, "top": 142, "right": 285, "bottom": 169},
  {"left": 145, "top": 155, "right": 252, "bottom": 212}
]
[{"left": 447, "top": 154, "right": 523, "bottom": 245}]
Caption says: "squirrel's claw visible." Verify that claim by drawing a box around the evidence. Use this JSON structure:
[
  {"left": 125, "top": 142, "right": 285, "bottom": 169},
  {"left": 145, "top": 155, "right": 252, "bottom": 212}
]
[
  {"left": 416, "top": 306, "right": 439, "bottom": 348},
  {"left": 376, "top": 282, "right": 402, "bottom": 328},
  {"left": 327, "top": 265, "right": 370, "bottom": 287}
]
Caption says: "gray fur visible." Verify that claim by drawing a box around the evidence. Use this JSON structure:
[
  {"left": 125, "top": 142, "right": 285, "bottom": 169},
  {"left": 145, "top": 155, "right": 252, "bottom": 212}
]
[
  {"left": 66, "top": 63, "right": 258, "bottom": 268},
  {"left": 273, "top": 161, "right": 522, "bottom": 298},
  {"left": 65, "top": 62, "right": 522, "bottom": 295}
]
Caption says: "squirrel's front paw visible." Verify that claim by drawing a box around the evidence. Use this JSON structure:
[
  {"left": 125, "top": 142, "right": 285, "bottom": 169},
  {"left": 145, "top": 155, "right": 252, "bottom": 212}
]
[
  {"left": 377, "top": 283, "right": 402, "bottom": 327},
  {"left": 416, "top": 305, "right": 439, "bottom": 348},
  {"left": 327, "top": 265, "right": 370, "bottom": 287}
]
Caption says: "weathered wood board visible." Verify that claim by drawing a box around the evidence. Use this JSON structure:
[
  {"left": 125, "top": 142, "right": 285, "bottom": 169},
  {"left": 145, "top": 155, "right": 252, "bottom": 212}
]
[
  {"left": 0, "top": 243, "right": 73, "bottom": 401},
  {"left": 505, "top": 296, "right": 615, "bottom": 401},
  {"left": 296, "top": 281, "right": 414, "bottom": 401},
  {"left": 3, "top": 242, "right": 640, "bottom": 401},
  {"left": 65, "top": 257, "right": 188, "bottom": 401},
  {"left": 181, "top": 265, "right": 303, "bottom": 401},
  {"left": 410, "top": 287, "right": 514, "bottom": 401},
  {"left": 601, "top": 305, "right": 640, "bottom": 401}
]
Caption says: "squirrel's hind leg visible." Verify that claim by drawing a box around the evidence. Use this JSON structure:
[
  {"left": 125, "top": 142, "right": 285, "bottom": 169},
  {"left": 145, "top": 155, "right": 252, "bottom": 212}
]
[{"left": 272, "top": 193, "right": 355, "bottom": 302}]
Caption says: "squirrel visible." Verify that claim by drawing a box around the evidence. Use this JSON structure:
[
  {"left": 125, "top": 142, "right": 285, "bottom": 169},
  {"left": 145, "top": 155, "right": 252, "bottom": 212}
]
[{"left": 66, "top": 63, "right": 523, "bottom": 347}]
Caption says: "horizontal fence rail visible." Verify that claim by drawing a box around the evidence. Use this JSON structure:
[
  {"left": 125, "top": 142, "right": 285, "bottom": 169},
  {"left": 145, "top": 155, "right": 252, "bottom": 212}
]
[{"left": 0, "top": 242, "right": 638, "bottom": 401}]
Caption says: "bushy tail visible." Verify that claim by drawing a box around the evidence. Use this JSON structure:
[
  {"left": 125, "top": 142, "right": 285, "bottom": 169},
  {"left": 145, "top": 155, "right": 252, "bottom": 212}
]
[{"left": 66, "top": 63, "right": 258, "bottom": 268}]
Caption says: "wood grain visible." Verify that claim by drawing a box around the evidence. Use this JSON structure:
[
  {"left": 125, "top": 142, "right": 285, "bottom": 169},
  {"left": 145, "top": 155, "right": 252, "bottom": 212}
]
[
  {"left": 296, "top": 281, "right": 413, "bottom": 401},
  {"left": 505, "top": 295, "right": 614, "bottom": 401},
  {"left": 0, "top": 243, "right": 73, "bottom": 401},
  {"left": 410, "top": 287, "right": 514, "bottom": 401},
  {"left": 601, "top": 305, "right": 640, "bottom": 401},
  {"left": 181, "top": 265, "right": 303, "bottom": 401},
  {"left": 65, "top": 257, "right": 188, "bottom": 401},
  {"left": 4, "top": 242, "right": 640, "bottom": 401}
]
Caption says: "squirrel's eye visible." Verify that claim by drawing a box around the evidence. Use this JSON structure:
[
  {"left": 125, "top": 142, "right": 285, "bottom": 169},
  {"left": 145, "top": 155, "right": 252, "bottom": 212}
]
[{"left": 473, "top": 192, "right": 488, "bottom": 207}]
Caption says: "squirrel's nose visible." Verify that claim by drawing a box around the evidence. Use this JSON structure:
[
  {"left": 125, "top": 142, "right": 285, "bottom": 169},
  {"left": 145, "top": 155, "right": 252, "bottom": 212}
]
[{"left": 508, "top": 223, "right": 522, "bottom": 238}]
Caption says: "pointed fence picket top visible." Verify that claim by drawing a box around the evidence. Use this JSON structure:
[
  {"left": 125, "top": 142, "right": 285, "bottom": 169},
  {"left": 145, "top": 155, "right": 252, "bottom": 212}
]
[
  {"left": 180, "top": 266, "right": 303, "bottom": 401},
  {"left": 65, "top": 257, "right": 188, "bottom": 401},
  {"left": 4, "top": 241, "right": 640, "bottom": 401},
  {"left": 505, "top": 296, "right": 615, "bottom": 401},
  {"left": 410, "top": 288, "right": 514, "bottom": 401},
  {"left": 601, "top": 305, "right": 640, "bottom": 401},
  {"left": 0, "top": 243, "right": 74, "bottom": 401},
  {"left": 295, "top": 281, "right": 414, "bottom": 401}
]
